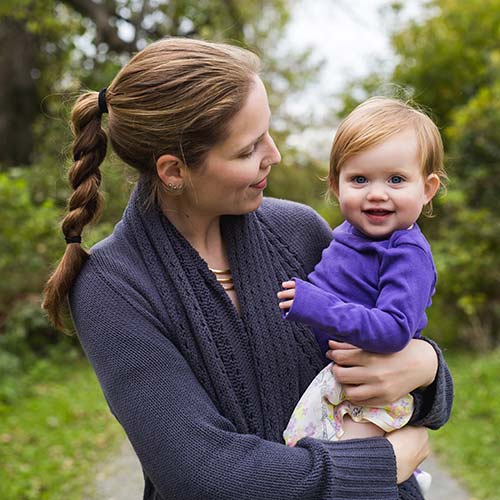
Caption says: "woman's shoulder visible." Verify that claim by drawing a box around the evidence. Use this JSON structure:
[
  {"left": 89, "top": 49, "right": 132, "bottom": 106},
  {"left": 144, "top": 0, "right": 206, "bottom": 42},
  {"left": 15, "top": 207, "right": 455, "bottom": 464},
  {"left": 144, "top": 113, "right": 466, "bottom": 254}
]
[
  {"left": 258, "top": 197, "right": 331, "bottom": 231},
  {"left": 71, "top": 221, "right": 153, "bottom": 309},
  {"left": 257, "top": 197, "right": 333, "bottom": 272},
  {"left": 259, "top": 196, "right": 320, "bottom": 215},
  {"left": 85, "top": 221, "right": 141, "bottom": 276}
]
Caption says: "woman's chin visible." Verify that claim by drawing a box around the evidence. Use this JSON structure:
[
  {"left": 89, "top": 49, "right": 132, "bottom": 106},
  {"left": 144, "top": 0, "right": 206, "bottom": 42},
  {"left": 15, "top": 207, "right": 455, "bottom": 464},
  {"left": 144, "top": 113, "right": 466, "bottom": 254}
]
[
  {"left": 233, "top": 192, "right": 264, "bottom": 215},
  {"left": 247, "top": 193, "right": 265, "bottom": 212}
]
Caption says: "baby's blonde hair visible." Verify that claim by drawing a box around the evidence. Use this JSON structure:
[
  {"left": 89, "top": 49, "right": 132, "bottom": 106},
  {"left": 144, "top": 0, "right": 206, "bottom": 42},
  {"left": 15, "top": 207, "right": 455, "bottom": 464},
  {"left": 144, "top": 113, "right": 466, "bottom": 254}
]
[{"left": 328, "top": 97, "right": 447, "bottom": 201}]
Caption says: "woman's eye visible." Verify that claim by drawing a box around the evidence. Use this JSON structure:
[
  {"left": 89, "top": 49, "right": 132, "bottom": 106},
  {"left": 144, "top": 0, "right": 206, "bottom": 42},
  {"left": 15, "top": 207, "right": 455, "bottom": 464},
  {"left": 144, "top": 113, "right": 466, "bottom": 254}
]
[
  {"left": 240, "top": 149, "right": 254, "bottom": 159},
  {"left": 353, "top": 175, "right": 367, "bottom": 184},
  {"left": 240, "top": 142, "right": 259, "bottom": 158},
  {"left": 390, "top": 175, "right": 404, "bottom": 184}
]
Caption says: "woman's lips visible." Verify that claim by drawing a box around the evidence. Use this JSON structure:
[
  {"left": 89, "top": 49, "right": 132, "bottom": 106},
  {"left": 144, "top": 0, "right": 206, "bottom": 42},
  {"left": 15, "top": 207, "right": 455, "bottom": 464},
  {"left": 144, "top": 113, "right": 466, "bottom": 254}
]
[{"left": 251, "top": 177, "right": 267, "bottom": 189}]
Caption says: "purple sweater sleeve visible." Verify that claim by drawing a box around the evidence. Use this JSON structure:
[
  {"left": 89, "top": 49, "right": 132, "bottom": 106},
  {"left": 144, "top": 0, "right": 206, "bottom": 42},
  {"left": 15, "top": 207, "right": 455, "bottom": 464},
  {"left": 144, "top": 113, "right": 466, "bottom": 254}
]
[
  {"left": 286, "top": 243, "right": 435, "bottom": 353},
  {"left": 70, "top": 266, "right": 399, "bottom": 500}
]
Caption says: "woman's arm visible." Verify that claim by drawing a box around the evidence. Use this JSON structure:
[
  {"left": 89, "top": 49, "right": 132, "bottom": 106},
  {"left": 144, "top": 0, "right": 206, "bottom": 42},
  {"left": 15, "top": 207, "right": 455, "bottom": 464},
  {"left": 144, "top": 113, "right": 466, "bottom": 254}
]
[
  {"left": 70, "top": 266, "right": 400, "bottom": 500},
  {"left": 326, "top": 338, "right": 453, "bottom": 428},
  {"left": 408, "top": 337, "right": 454, "bottom": 428},
  {"left": 386, "top": 426, "right": 430, "bottom": 484}
]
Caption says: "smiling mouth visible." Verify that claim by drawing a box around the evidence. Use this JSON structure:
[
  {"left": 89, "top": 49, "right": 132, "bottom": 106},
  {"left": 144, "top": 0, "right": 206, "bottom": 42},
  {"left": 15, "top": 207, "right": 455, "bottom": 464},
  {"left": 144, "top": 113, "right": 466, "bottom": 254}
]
[
  {"left": 251, "top": 177, "right": 267, "bottom": 189},
  {"left": 364, "top": 209, "right": 393, "bottom": 216},
  {"left": 363, "top": 209, "right": 394, "bottom": 222}
]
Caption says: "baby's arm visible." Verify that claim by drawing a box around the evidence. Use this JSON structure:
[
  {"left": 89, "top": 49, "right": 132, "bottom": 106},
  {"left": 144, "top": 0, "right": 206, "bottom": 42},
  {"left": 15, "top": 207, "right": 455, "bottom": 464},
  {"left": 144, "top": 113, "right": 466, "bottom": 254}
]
[{"left": 281, "top": 243, "right": 436, "bottom": 353}]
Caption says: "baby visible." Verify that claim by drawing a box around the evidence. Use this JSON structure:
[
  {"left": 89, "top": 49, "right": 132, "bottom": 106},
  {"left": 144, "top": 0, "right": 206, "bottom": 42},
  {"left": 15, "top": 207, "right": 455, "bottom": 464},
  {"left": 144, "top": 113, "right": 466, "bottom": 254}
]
[{"left": 278, "top": 96, "right": 446, "bottom": 493}]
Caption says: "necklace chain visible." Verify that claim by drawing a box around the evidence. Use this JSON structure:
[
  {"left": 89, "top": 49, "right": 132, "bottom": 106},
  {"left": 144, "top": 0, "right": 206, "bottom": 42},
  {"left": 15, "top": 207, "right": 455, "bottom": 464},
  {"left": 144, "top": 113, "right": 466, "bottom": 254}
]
[
  {"left": 209, "top": 267, "right": 234, "bottom": 291},
  {"left": 209, "top": 268, "right": 231, "bottom": 274}
]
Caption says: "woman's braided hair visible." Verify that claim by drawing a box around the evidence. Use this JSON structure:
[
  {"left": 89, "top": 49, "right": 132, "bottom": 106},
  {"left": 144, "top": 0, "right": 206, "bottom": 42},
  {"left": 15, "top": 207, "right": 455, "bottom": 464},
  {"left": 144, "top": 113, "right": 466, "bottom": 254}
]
[{"left": 43, "top": 38, "right": 260, "bottom": 329}]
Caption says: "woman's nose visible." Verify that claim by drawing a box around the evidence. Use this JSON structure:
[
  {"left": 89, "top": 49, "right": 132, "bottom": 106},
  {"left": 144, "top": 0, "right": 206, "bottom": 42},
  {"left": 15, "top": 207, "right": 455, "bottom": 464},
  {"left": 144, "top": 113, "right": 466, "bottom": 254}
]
[{"left": 263, "top": 134, "right": 281, "bottom": 167}]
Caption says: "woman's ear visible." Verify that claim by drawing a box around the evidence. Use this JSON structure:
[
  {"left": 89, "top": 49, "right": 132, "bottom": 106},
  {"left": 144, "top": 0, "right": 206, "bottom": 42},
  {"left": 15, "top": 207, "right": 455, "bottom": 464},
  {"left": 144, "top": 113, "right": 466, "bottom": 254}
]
[
  {"left": 424, "top": 173, "right": 440, "bottom": 204},
  {"left": 156, "top": 154, "right": 186, "bottom": 187}
]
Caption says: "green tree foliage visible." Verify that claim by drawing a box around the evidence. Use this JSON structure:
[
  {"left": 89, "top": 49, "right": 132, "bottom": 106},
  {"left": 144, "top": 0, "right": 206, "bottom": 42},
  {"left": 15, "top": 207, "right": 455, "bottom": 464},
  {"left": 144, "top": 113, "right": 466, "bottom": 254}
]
[
  {"left": 0, "top": 172, "right": 63, "bottom": 368},
  {"left": 431, "top": 80, "right": 500, "bottom": 349},
  {"left": 390, "top": 0, "right": 500, "bottom": 129},
  {"left": 338, "top": 0, "right": 500, "bottom": 348},
  {"left": 0, "top": 173, "right": 60, "bottom": 307}
]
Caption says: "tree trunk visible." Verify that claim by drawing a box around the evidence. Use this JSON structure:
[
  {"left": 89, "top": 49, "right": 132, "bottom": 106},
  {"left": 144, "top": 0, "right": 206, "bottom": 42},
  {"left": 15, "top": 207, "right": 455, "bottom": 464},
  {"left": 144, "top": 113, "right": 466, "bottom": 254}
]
[{"left": 0, "top": 19, "right": 40, "bottom": 166}]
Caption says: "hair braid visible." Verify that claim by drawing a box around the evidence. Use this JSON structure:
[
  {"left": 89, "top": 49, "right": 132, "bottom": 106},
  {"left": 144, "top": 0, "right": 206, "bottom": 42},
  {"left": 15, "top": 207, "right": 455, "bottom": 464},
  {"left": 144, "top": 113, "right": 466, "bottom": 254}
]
[
  {"left": 43, "top": 92, "right": 106, "bottom": 330},
  {"left": 43, "top": 37, "right": 261, "bottom": 331}
]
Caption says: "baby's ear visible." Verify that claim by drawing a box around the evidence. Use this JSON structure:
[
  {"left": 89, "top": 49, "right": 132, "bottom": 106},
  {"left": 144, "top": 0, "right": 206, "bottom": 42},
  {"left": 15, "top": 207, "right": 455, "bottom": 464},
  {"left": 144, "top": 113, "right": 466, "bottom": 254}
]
[{"left": 424, "top": 173, "right": 440, "bottom": 203}]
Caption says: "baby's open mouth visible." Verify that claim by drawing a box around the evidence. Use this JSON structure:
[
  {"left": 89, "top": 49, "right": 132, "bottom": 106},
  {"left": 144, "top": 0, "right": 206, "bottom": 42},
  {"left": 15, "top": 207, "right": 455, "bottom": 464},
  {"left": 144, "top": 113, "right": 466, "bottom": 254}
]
[{"left": 364, "top": 209, "right": 393, "bottom": 215}]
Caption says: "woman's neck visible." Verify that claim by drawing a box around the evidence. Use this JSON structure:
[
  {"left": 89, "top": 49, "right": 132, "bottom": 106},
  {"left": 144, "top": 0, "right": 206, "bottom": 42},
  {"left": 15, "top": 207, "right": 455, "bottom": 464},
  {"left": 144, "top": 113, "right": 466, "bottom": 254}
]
[
  {"left": 161, "top": 202, "right": 228, "bottom": 268},
  {"left": 160, "top": 197, "right": 241, "bottom": 314}
]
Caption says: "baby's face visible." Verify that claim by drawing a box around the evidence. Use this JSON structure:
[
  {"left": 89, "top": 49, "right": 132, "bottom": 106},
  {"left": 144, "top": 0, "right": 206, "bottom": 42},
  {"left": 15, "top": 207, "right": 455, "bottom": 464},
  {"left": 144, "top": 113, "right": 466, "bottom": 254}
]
[{"left": 334, "top": 128, "right": 439, "bottom": 239}]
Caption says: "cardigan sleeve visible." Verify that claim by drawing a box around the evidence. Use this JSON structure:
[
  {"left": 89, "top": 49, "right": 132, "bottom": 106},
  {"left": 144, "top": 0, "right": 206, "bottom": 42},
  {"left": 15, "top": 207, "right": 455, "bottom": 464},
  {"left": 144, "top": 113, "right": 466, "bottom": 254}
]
[
  {"left": 286, "top": 243, "right": 435, "bottom": 353},
  {"left": 70, "top": 264, "right": 399, "bottom": 500}
]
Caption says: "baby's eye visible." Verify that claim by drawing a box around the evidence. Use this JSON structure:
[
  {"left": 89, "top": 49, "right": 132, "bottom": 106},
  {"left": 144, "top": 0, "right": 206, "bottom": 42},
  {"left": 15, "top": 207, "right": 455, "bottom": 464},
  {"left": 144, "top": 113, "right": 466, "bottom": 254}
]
[
  {"left": 389, "top": 175, "right": 404, "bottom": 184},
  {"left": 353, "top": 175, "right": 367, "bottom": 184}
]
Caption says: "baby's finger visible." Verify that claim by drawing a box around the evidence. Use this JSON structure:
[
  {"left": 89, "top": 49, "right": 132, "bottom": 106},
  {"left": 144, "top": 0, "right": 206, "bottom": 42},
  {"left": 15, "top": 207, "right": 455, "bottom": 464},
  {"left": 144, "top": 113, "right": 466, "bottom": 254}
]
[
  {"left": 278, "top": 299, "right": 294, "bottom": 309},
  {"left": 281, "top": 280, "right": 296, "bottom": 289}
]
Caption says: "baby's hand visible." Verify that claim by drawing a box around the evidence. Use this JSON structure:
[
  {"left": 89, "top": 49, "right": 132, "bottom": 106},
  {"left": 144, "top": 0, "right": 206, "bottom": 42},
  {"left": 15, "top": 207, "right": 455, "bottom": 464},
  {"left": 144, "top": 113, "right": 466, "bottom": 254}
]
[{"left": 277, "top": 280, "right": 296, "bottom": 310}]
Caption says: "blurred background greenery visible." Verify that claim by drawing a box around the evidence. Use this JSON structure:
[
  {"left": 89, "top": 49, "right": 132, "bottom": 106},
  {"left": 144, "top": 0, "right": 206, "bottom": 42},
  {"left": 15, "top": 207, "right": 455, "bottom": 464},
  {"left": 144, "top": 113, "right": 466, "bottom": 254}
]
[{"left": 0, "top": 0, "right": 499, "bottom": 498}]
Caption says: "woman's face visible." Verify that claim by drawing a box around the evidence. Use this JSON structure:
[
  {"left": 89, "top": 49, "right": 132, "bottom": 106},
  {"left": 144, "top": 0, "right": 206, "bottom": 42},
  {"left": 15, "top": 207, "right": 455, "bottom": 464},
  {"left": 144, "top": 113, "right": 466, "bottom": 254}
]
[{"left": 183, "top": 76, "right": 281, "bottom": 217}]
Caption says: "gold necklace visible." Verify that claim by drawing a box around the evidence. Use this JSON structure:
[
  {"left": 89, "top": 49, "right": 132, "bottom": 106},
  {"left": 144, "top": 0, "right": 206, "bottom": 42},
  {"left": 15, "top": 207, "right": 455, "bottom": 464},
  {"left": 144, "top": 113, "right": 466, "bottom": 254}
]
[{"left": 209, "top": 267, "right": 234, "bottom": 291}]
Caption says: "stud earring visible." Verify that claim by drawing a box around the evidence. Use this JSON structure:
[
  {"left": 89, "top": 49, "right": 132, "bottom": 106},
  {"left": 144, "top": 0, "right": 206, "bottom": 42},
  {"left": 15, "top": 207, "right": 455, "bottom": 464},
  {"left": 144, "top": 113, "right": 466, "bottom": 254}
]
[{"left": 165, "top": 182, "right": 185, "bottom": 194}]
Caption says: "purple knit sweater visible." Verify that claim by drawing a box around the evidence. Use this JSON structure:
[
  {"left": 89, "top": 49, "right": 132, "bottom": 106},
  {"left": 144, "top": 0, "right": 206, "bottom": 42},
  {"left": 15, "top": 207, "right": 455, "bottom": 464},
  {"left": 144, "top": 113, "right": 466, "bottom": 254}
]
[
  {"left": 70, "top": 181, "right": 453, "bottom": 500},
  {"left": 287, "top": 221, "right": 437, "bottom": 354}
]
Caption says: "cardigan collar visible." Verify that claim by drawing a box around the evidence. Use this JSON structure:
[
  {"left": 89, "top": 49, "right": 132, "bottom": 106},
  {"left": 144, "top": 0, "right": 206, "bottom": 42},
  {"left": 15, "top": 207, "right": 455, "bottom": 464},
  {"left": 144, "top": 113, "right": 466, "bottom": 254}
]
[{"left": 121, "top": 178, "right": 324, "bottom": 439}]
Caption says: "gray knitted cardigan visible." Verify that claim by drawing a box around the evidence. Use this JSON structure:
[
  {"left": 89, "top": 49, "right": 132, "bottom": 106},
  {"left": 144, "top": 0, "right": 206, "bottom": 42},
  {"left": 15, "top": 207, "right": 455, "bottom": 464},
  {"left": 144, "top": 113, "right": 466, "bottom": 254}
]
[{"left": 70, "top": 181, "right": 453, "bottom": 500}]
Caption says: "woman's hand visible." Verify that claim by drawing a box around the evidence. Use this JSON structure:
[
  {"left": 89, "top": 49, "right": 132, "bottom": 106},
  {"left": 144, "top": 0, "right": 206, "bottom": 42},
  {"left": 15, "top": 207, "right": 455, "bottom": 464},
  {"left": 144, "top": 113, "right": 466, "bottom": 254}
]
[
  {"left": 326, "top": 339, "right": 438, "bottom": 406},
  {"left": 386, "top": 426, "right": 430, "bottom": 484}
]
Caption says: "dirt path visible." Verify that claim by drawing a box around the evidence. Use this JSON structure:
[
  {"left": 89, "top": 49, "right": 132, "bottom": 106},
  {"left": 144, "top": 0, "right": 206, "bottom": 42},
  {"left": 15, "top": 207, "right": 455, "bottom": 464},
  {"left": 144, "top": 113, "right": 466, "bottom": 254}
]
[
  {"left": 89, "top": 438, "right": 472, "bottom": 499},
  {"left": 88, "top": 439, "right": 143, "bottom": 500},
  {"left": 422, "top": 455, "right": 471, "bottom": 500}
]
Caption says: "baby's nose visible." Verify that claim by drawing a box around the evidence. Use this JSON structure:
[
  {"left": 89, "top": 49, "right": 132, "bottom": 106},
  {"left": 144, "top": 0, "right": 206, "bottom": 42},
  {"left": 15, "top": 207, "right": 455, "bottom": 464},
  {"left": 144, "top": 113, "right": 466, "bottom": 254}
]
[{"left": 366, "top": 186, "right": 389, "bottom": 201}]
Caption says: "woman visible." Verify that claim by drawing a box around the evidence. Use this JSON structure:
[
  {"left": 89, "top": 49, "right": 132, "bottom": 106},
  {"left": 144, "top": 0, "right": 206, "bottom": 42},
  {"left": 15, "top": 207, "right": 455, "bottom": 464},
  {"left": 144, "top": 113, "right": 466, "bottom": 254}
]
[{"left": 44, "top": 38, "right": 453, "bottom": 499}]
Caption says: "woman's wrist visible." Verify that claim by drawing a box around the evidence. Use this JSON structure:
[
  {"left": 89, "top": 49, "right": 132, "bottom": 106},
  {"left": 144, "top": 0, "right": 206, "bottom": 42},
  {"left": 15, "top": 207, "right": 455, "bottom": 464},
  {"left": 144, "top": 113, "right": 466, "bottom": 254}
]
[
  {"left": 412, "top": 338, "right": 439, "bottom": 388},
  {"left": 408, "top": 336, "right": 454, "bottom": 429},
  {"left": 386, "top": 426, "right": 430, "bottom": 484}
]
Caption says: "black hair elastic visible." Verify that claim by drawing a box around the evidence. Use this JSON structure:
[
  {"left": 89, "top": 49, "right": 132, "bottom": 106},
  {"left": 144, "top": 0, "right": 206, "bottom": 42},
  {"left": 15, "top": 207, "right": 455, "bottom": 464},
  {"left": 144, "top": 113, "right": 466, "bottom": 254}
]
[
  {"left": 65, "top": 235, "right": 82, "bottom": 245},
  {"left": 98, "top": 87, "right": 108, "bottom": 114}
]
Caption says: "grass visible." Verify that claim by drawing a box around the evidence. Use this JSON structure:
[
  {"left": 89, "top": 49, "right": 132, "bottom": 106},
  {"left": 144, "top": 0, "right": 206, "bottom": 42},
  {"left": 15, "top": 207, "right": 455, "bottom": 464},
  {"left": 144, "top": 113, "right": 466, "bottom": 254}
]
[
  {"left": 0, "top": 353, "right": 125, "bottom": 500},
  {"left": 431, "top": 347, "right": 500, "bottom": 500}
]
